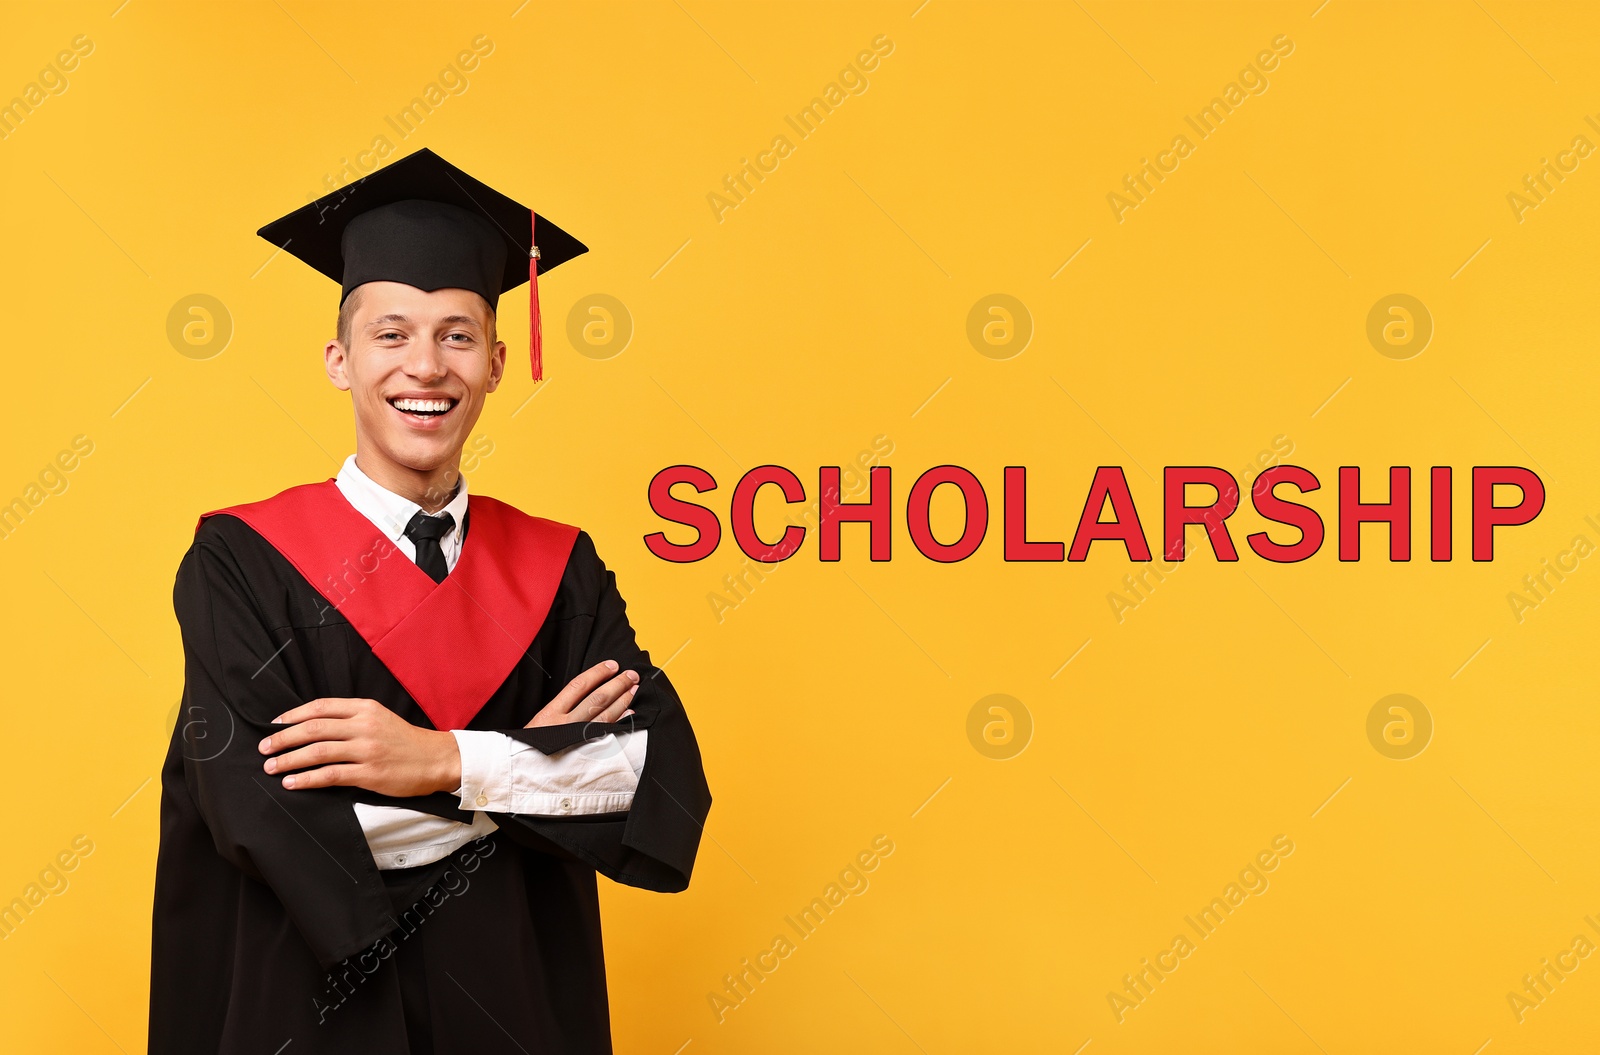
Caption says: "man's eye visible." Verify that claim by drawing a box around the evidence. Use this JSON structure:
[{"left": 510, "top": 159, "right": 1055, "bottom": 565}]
[
  {"left": 377, "top": 332, "right": 404, "bottom": 341},
  {"left": 445, "top": 333, "right": 473, "bottom": 342}
]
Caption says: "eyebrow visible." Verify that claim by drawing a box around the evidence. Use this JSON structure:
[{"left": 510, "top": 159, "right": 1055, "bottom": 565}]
[{"left": 365, "top": 313, "right": 484, "bottom": 329}]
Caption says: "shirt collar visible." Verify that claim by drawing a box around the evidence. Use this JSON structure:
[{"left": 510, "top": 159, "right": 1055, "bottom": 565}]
[{"left": 335, "top": 454, "right": 470, "bottom": 544}]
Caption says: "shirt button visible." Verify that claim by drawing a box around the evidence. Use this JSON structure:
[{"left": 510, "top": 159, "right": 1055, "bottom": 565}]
[
  {"left": 396, "top": 854, "right": 407, "bottom": 866},
  {"left": 560, "top": 797, "right": 572, "bottom": 812},
  {"left": 475, "top": 792, "right": 489, "bottom": 807}
]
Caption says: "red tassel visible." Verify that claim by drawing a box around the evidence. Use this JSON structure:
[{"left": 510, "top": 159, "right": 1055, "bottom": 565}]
[{"left": 529, "top": 212, "right": 543, "bottom": 381}]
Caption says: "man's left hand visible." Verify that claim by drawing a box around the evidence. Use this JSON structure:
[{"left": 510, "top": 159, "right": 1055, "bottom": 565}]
[{"left": 259, "top": 697, "right": 460, "bottom": 796}]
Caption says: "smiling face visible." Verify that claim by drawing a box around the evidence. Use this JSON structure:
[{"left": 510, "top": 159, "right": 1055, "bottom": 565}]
[{"left": 325, "top": 281, "right": 506, "bottom": 508}]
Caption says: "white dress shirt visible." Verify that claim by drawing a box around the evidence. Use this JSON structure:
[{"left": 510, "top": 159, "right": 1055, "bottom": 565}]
[{"left": 334, "top": 454, "right": 648, "bottom": 870}]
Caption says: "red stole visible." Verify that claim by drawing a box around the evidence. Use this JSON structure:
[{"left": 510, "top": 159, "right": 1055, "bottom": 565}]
[{"left": 198, "top": 480, "right": 579, "bottom": 730}]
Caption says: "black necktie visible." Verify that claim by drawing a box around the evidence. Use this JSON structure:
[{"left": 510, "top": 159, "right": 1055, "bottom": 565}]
[{"left": 403, "top": 510, "right": 454, "bottom": 584}]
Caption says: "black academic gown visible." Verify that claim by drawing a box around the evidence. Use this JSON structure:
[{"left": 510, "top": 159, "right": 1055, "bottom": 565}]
[{"left": 149, "top": 510, "right": 711, "bottom": 1055}]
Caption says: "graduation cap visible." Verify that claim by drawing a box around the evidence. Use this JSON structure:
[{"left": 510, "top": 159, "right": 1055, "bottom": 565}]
[{"left": 257, "top": 147, "right": 587, "bottom": 380}]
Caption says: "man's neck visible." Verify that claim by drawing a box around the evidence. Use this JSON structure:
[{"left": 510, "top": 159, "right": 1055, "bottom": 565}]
[{"left": 353, "top": 449, "right": 462, "bottom": 513}]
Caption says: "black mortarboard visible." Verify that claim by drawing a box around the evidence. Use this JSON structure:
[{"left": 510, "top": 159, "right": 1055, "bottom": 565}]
[{"left": 257, "top": 147, "right": 587, "bottom": 380}]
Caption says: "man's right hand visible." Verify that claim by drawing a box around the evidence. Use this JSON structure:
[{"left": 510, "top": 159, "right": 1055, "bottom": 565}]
[{"left": 526, "top": 659, "right": 639, "bottom": 728}]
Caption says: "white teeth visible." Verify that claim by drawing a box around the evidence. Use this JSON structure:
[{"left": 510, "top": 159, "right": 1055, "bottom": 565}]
[{"left": 392, "top": 398, "right": 454, "bottom": 413}]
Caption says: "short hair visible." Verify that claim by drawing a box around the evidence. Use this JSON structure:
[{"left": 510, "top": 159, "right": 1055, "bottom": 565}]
[
  {"left": 335, "top": 287, "right": 364, "bottom": 349},
  {"left": 334, "top": 286, "right": 497, "bottom": 348}
]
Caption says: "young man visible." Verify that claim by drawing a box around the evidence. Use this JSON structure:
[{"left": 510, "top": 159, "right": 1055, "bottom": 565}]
[{"left": 150, "top": 149, "right": 711, "bottom": 1054}]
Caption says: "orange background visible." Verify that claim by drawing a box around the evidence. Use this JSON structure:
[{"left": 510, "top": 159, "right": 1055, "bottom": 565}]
[{"left": 2, "top": 2, "right": 1599, "bottom": 1052}]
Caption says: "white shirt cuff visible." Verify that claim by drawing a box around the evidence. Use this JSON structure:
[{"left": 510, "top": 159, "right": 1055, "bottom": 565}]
[
  {"left": 353, "top": 803, "right": 497, "bottom": 870},
  {"left": 453, "top": 728, "right": 512, "bottom": 810},
  {"left": 452, "top": 728, "right": 647, "bottom": 817}
]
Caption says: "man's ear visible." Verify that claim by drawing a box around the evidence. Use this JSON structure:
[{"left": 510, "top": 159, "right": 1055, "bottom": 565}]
[
  {"left": 325, "top": 339, "right": 353, "bottom": 391},
  {"left": 485, "top": 338, "right": 507, "bottom": 393}
]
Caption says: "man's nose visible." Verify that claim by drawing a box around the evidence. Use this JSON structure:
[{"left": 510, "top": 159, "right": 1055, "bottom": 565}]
[{"left": 402, "top": 342, "right": 448, "bottom": 381}]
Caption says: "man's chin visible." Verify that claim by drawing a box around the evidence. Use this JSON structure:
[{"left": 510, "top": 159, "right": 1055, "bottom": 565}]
[{"left": 369, "top": 433, "right": 465, "bottom": 476}]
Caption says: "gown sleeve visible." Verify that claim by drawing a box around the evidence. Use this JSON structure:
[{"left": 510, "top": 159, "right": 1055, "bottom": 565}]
[
  {"left": 173, "top": 525, "right": 396, "bottom": 969},
  {"left": 496, "top": 531, "right": 713, "bottom": 892}
]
